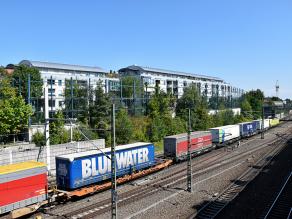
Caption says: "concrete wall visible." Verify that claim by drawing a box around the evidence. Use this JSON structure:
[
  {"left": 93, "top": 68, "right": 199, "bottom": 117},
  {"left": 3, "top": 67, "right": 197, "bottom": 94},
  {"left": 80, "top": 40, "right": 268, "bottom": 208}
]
[{"left": 0, "top": 139, "right": 105, "bottom": 175}]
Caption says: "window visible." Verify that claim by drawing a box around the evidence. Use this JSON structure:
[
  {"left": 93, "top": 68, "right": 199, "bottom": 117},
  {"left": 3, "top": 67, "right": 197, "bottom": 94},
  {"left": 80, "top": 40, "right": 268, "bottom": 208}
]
[
  {"left": 49, "top": 100, "right": 55, "bottom": 107},
  {"left": 48, "top": 89, "right": 55, "bottom": 96},
  {"left": 109, "top": 80, "right": 120, "bottom": 91},
  {"left": 143, "top": 77, "right": 151, "bottom": 84},
  {"left": 47, "top": 79, "right": 55, "bottom": 85},
  {"left": 58, "top": 80, "right": 62, "bottom": 86},
  {"left": 59, "top": 101, "right": 64, "bottom": 107}
]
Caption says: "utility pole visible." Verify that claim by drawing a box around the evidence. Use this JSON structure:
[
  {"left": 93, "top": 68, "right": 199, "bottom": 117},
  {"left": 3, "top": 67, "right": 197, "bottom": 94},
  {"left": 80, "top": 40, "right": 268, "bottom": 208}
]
[
  {"left": 27, "top": 74, "right": 31, "bottom": 127},
  {"left": 44, "top": 84, "right": 51, "bottom": 175},
  {"left": 133, "top": 79, "right": 136, "bottom": 115},
  {"left": 145, "top": 82, "right": 148, "bottom": 115},
  {"left": 50, "top": 76, "right": 53, "bottom": 117},
  {"left": 187, "top": 108, "right": 192, "bottom": 192},
  {"left": 70, "top": 77, "right": 74, "bottom": 118},
  {"left": 111, "top": 104, "right": 117, "bottom": 219},
  {"left": 261, "top": 106, "right": 265, "bottom": 139},
  {"left": 27, "top": 74, "right": 32, "bottom": 142},
  {"left": 70, "top": 120, "right": 73, "bottom": 143}
]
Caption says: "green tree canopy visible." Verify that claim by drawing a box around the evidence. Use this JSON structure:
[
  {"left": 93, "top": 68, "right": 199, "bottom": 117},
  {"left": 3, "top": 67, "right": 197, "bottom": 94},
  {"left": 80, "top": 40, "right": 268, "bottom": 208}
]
[
  {"left": 12, "top": 65, "right": 43, "bottom": 99},
  {"left": 116, "top": 108, "right": 133, "bottom": 144},
  {"left": 148, "top": 90, "right": 172, "bottom": 118},
  {"left": 0, "top": 77, "right": 32, "bottom": 140},
  {"left": 49, "top": 110, "right": 69, "bottom": 145},
  {"left": 240, "top": 97, "right": 253, "bottom": 119},
  {"left": 244, "top": 89, "right": 264, "bottom": 119},
  {"left": 121, "top": 76, "right": 143, "bottom": 99},
  {"left": 176, "top": 84, "right": 212, "bottom": 131},
  {"left": 176, "top": 84, "right": 201, "bottom": 115},
  {"left": 64, "top": 78, "right": 89, "bottom": 121},
  {"left": 89, "top": 81, "right": 111, "bottom": 140}
]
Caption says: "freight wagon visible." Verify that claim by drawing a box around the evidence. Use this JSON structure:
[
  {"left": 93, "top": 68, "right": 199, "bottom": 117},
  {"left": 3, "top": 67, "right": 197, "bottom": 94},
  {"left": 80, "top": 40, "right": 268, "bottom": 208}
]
[
  {"left": 269, "top": 118, "right": 280, "bottom": 127},
  {"left": 239, "top": 121, "right": 258, "bottom": 137},
  {"left": 56, "top": 142, "right": 155, "bottom": 190},
  {"left": 0, "top": 161, "right": 48, "bottom": 215},
  {"left": 210, "top": 125, "right": 240, "bottom": 144},
  {"left": 164, "top": 131, "right": 213, "bottom": 161},
  {"left": 263, "top": 119, "right": 270, "bottom": 130},
  {"left": 252, "top": 120, "right": 261, "bottom": 131}
]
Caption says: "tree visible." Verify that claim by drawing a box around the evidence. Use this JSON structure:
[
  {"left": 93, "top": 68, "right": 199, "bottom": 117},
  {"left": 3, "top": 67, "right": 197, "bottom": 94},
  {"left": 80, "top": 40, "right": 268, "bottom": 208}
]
[
  {"left": 131, "top": 116, "right": 150, "bottom": 142},
  {"left": 244, "top": 89, "right": 264, "bottom": 119},
  {"left": 146, "top": 89, "right": 186, "bottom": 141},
  {"left": 49, "top": 110, "right": 69, "bottom": 145},
  {"left": 120, "top": 76, "right": 144, "bottom": 115},
  {"left": 0, "top": 66, "right": 5, "bottom": 76},
  {"left": 163, "top": 116, "right": 186, "bottom": 136},
  {"left": 0, "top": 78, "right": 33, "bottom": 142},
  {"left": 148, "top": 90, "right": 172, "bottom": 118},
  {"left": 64, "top": 78, "right": 89, "bottom": 122},
  {"left": 32, "top": 131, "right": 45, "bottom": 147},
  {"left": 89, "top": 81, "right": 111, "bottom": 140},
  {"left": 116, "top": 108, "right": 133, "bottom": 144},
  {"left": 176, "top": 84, "right": 212, "bottom": 131},
  {"left": 12, "top": 65, "right": 43, "bottom": 99},
  {"left": 221, "top": 109, "right": 235, "bottom": 125},
  {"left": 240, "top": 97, "right": 253, "bottom": 120},
  {"left": 208, "top": 96, "right": 218, "bottom": 110},
  {"left": 121, "top": 76, "right": 142, "bottom": 99},
  {"left": 269, "top": 96, "right": 282, "bottom": 101},
  {"left": 176, "top": 84, "right": 201, "bottom": 116},
  {"left": 148, "top": 116, "right": 167, "bottom": 142}
]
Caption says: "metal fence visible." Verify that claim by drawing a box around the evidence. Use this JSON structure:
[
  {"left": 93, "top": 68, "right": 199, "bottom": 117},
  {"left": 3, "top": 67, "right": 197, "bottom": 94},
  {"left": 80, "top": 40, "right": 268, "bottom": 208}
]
[{"left": 0, "top": 139, "right": 105, "bottom": 175}]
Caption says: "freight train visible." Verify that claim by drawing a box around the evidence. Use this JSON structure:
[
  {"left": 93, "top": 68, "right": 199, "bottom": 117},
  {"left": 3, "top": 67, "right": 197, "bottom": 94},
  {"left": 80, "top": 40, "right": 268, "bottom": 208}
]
[{"left": 0, "top": 118, "right": 281, "bottom": 217}]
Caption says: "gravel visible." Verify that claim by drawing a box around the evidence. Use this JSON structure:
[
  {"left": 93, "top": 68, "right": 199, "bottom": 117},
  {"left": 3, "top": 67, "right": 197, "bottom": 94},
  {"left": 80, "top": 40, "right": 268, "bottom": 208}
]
[
  {"left": 25, "top": 122, "right": 292, "bottom": 219},
  {"left": 216, "top": 130, "right": 292, "bottom": 219}
]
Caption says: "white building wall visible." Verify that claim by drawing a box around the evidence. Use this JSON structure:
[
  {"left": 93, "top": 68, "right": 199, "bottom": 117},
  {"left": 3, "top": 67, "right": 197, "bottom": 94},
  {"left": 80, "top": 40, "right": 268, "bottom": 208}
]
[
  {"left": 37, "top": 68, "right": 119, "bottom": 112},
  {"left": 140, "top": 71, "right": 239, "bottom": 99}
]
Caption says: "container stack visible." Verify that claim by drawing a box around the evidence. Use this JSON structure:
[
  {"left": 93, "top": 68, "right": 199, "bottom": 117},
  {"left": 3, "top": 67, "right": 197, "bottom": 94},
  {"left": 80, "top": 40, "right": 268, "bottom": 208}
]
[{"left": 0, "top": 161, "right": 47, "bottom": 214}]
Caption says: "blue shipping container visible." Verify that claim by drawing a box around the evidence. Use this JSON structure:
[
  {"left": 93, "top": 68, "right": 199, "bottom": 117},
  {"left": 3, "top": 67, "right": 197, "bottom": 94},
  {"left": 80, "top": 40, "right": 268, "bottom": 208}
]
[
  {"left": 56, "top": 142, "right": 155, "bottom": 190},
  {"left": 239, "top": 121, "right": 257, "bottom": 137},
  {"left": 252, "top": 120, "right": 261, "bottom": 130}
]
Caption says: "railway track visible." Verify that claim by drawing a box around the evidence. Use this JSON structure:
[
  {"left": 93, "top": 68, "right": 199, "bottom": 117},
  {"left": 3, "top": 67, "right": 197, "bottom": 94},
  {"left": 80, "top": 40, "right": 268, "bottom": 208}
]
[
  {"left": 55, "top": 131, "right": 290, "bottom": 219},
  {"left": 260, "top": 171, "right": 292, "bottom": 219},
  {"left": 193, "top": 132, "right": 290, "bottom": 219}
]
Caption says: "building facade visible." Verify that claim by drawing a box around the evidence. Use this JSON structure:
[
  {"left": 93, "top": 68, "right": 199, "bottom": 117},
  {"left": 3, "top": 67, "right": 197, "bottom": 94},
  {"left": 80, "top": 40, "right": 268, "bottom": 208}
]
[
  {"left": 19, "top": 61, "right": 243, "bottom": 114},
  {"left": 20, "top": 60, "right": 119, "bottom": 113},
  {"left": 118, "top": 65, "right": 244, "bottom": 99}
]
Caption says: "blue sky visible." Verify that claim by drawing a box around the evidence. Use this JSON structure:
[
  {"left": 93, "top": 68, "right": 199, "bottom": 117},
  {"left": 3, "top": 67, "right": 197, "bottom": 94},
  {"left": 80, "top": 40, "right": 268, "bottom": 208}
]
[{"left": 0, "top": 0, "right": 291, "bottom": 98}]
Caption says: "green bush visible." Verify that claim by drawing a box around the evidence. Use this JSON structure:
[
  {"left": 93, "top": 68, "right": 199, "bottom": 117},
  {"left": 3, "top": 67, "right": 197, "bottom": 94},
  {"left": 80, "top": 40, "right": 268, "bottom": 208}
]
[
  {"left": 131, "top": 116, "right": 149, "bottom": 142},
  {"left": 32, "top": 131, "right": 45, "bottom": 147},
  {"left": 116, "top": 108, "right": 133, "bottom": 144}
]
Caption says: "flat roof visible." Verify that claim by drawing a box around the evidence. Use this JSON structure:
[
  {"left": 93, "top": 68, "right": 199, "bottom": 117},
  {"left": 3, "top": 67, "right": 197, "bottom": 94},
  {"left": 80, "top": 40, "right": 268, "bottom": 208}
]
[
  {"left": 164, "top": 131, "right": 210, "bottom": 139},
  {"left": 20, "top": 60, "right": 108, "bottom": 74},
  {"left": 119, "top": 65, "right": 224, "bottom": 82},
  {"left": 56, "top": 142, "right": 152, "bottom": 161},
  {"left": 0, "top": 161, "right": 46, "bottom": 175},
  {"left": 209, "top": 124, "right": 239, "bottom": 130}
]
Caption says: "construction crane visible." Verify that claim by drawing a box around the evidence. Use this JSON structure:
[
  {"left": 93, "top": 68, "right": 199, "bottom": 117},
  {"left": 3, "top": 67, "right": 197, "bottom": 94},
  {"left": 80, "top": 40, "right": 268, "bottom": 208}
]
[{"left": 276, "top": 80, "right": 279, "bottom": 98}]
